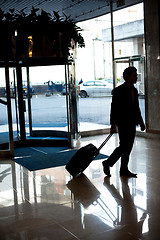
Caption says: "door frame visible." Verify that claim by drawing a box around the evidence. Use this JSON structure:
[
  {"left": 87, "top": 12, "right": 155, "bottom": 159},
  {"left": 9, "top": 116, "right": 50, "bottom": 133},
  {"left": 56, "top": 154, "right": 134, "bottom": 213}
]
[
  {"left": 114, "top": 55, "right": 146, "bottom": 126},
  {"left": 0, "top": 62, "right": 14, "bottom": 158},
  {"left": 16, "top": 58, "right": 80, "bottom": 148},
  {"left": 0, "top": 57, "right": 81, "bottom": 152},
  {"left": 114, "top": 55, "right": 145, "bottom": 87}
]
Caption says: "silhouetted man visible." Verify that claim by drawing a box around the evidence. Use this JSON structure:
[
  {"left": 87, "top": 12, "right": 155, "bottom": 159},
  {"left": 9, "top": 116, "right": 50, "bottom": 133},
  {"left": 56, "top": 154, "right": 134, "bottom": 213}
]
[{"left": 103, "top": 67, "right": 145, "bottom": 177}]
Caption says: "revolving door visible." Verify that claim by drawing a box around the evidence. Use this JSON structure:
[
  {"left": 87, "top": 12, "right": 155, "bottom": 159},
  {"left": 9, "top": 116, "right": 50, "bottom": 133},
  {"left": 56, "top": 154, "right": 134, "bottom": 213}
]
[{"left": 0, "top": 59, "right": 80, "bottom": 157}]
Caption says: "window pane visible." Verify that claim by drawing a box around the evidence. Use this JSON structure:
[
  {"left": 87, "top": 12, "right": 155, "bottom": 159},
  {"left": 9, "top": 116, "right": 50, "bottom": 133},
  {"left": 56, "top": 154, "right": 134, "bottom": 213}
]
[
  {"left": 77, "top": 14, "right": 112, "bottom": 132},
  {"left": 95, "top": 81, "right": 105, "bottom": 86},
  {"left": 21, "top": 66, "right": 69, "bottom": 139},
  {"left": 113, "top": 2, "right": 145, "bottom": 127},
  {"left": 0, "top": 68, "right": 10, "bottom": 150},
  {"left": 76, "top": 3, "right": 145, "bottom": 133},
  {"left": 84, "top": 81, "right": 94, "bottom": 86}
]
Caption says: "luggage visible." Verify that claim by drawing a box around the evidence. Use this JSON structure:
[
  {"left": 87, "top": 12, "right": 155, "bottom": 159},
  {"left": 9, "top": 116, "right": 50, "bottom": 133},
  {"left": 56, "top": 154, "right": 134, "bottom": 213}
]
[
  {"left": 67, "top": 173, "right": 100, "bottom": 208},
  {"left": 67, "top": 173, "right": 117, "bottom": 224},
  {"left": 65, "top": 133, "right": 112, "bottom": 177}
]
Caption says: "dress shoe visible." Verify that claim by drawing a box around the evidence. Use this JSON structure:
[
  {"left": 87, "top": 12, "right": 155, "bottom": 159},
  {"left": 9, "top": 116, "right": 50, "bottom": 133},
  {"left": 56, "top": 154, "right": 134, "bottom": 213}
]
[
  {"left": 102, "top": 161, "right": 111, "bottom": 177},
  {"left": 120, "top": 170, "right": 137, "bottom": 178}
]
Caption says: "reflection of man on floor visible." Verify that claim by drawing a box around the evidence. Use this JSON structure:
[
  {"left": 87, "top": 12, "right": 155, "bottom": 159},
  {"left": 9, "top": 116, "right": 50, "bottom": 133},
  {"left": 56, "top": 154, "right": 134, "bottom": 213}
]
[{"left": 104, "top": 177, "right": 147, "bottom": 239}]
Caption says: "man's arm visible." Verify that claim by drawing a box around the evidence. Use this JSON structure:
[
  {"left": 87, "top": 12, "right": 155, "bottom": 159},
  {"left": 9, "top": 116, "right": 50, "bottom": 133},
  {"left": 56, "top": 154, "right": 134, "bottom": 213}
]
[
  {"left": 135, "top": 89, "right": 145, "bottom": 131},
  {"left": 110, "top": 89, "right": 118, "bottom": 133},
  {"left": 140, "top": 121, "right": 145, "bottom": 131}
]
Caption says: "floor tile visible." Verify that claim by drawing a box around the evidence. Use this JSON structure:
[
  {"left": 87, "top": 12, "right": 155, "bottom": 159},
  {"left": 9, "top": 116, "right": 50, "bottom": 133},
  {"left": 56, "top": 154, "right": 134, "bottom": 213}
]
[{"left": 0, "top": 135, "right": 160, "bottom": 239}]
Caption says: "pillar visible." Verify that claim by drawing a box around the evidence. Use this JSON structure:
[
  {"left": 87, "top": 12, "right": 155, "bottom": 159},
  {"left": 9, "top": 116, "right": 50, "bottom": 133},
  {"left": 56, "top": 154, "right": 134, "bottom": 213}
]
[{"left": 144, "top": 0, "right": 160, "bottom": 134}]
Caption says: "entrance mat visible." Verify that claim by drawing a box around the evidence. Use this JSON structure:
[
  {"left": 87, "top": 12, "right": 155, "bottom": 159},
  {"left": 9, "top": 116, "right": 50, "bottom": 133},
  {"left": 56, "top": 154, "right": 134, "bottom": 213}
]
[{"left": 12, "top": 146, "right": 109, "bottom": 171}]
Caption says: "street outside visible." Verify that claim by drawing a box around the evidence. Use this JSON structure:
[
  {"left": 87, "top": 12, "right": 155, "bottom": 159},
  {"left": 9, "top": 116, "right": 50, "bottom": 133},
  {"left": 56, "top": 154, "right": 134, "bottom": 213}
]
[{"left": 0, "top": 94, "right": 145, "bottom": 130}]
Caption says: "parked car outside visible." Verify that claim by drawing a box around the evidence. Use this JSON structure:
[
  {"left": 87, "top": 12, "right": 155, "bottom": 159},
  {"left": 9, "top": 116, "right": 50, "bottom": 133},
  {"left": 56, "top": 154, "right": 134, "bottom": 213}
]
[
  {"left": 4, "top": 80, "right": 34, "bottom": 98},
  {"left": 23, "top": 80, "right": 34, "bottom": 97},
  {"left": 103, "top": 78, "right": 144, "bottom": 95},
  {"left": 79, "top": 80, "right": 113, "bottom": 98},
  {"left": 4, "top": 86, "right": 15, "bottom": 98}
]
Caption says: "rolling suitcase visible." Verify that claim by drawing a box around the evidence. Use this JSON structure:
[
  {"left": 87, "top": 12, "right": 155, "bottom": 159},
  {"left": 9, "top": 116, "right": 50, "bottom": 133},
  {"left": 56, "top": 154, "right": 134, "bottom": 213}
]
[
  {"left": 66, "top": 173, "right": 117, "bottom": 224},
  {"left": 65, "top": 133, "right": 112, "bottom": 177}
]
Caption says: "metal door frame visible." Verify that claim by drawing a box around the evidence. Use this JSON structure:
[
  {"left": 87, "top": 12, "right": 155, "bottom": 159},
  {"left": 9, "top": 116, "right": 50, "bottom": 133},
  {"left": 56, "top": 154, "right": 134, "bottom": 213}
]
[
  {"left": 114, "top": 55, "right": 146, "bottom": 126},
  {"left": 0, "top": 62, "right": 14, "bottom": 158},
  {"left": 21, "top": 62, "right": 80, "bottom": 148},
  {"left": 0, "top": 58, "right": 80, "bottom": 151},
  {"left": 114, "top": 55, "right": 145, "bottom": 86}
]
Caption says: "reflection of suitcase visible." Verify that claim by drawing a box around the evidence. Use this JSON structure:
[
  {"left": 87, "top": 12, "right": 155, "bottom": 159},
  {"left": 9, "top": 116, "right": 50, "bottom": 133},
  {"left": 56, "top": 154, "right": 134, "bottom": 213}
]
[
  {"left": 67, "top": 173, "right": 100, "bottom": 208},
  {"left": 67, "top": 173, "right": 117, "bottom": 225},
  {"left": 65, "top": 134, "right": 112, "bottom": 177}
]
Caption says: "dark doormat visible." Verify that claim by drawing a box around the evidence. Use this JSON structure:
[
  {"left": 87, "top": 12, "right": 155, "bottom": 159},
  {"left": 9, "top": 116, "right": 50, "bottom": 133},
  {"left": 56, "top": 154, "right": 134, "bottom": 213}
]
[{"left": 12, "top": 146, "right": 109, "bottom": 171}]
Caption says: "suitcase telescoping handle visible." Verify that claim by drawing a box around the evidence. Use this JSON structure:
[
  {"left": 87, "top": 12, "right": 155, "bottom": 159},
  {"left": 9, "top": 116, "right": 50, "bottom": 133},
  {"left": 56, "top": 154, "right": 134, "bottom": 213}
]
[{"left": 98, "top": 133, "right": 113, "bottom": 151}]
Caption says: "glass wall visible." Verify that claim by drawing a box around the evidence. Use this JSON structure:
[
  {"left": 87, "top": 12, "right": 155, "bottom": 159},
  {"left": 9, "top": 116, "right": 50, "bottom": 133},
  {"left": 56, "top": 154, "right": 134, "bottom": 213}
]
[
  {"left": 21, "top": 65, "right": 69, "bottom": 139},
  {"left": 76, "top": 13, "right": 113, "bottom": 133},
  {"left": 113, "top": 3, "right": 145, "bottom": 127},
  {"left": 0, "top": 2, "right": 146, "bottom": 151},
  {"left": 76, "top": 2, "right": 145, "bottom": 133}
]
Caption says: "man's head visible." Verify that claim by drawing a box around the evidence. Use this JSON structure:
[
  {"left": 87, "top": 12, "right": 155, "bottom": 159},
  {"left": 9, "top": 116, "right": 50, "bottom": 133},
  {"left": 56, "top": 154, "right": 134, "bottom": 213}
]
[{"left": 123, "top": 67, "right": 137, "bottom": 85}]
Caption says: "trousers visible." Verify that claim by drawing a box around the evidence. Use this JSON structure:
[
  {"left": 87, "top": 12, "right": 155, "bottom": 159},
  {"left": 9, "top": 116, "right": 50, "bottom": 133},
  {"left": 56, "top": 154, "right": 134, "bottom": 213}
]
[{"left": 106, "top": 124, "right": 136, "bottom": 170}]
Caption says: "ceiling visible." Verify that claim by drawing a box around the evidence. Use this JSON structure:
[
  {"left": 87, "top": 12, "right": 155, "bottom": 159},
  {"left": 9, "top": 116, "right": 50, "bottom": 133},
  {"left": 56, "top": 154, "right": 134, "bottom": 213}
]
[{"left": 0, "top": 0, "right": 143, "bottom": 22}]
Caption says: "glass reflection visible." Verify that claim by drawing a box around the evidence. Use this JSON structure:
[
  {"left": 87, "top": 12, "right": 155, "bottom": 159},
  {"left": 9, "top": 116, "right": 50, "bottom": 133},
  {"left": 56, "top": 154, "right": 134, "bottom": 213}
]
[
  {"left": 67, "top": 173, "right": 149, "bottom": 238},
  {"left": 103, "top": 177, "right": 148, "bottom": 237},
  {"left": 0, "top": 160, "right": 149, "bottom": 239}
]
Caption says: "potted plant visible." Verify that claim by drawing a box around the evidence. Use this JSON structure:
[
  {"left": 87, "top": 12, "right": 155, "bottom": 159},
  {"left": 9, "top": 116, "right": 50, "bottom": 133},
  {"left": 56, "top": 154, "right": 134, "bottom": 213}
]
[{"left": 0, "top": 7, "right": 85, "bottom": 59}]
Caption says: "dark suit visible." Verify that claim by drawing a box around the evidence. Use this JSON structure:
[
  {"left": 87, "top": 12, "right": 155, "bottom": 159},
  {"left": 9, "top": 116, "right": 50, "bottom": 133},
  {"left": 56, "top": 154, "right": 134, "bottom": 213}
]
[{"left": 106, "top": 82, "right": 144, "bottom": 171}]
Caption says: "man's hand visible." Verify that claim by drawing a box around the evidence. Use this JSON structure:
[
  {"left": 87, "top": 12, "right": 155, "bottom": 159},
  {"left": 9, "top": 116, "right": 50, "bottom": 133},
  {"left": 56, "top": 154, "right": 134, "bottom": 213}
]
[
  {"left": 140, "top": 122, "right": 145, "bottom": 131},
  {"left": 110, "top": 124, "right": 117, "bottom": 134}
]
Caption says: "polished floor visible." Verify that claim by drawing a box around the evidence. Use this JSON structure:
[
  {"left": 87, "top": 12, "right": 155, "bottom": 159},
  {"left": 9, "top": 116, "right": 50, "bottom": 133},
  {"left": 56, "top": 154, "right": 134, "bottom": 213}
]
[{"left": 0, "top": 133, "right": 160, "bottom": 240}]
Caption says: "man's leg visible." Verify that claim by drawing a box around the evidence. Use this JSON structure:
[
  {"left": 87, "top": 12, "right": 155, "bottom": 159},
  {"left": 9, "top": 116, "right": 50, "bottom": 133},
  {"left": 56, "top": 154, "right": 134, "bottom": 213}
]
[
  {"left": 103, "top": 124, "right": 136, "bottom": 177},
  {"left": 118, "top": 125, "right": 136, "bottom": 176},
  {"left": 103, "top": 145, "right": 121, "bottom": 176},
  {"left": 106, "top": 146, "right": 121, "bottom": 166}
]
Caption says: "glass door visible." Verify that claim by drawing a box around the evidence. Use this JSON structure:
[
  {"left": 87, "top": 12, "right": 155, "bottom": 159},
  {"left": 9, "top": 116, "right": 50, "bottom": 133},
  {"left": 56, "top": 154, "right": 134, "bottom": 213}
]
[
  {"left": 23, "top": 65, "right": 69, "bottom": 140},
  {"left": 114, "top": 56, "right": 145, "bottom": 93},
  {"left": 114, "top": 55, "right": 146, "bottom": 126},
  {"left": 0, "top": 64, "right": 14, "bottom": 157},
  {"left": 21, "top": 63, "right": 80, "bottom": 147}
]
